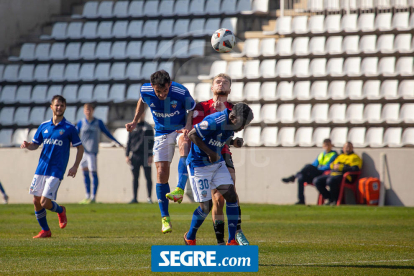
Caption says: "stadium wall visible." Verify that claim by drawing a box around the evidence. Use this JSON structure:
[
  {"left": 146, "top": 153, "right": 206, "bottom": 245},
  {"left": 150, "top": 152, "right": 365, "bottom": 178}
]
[{"left": 1, "top": 147, "right": 413, "bottom": 206}]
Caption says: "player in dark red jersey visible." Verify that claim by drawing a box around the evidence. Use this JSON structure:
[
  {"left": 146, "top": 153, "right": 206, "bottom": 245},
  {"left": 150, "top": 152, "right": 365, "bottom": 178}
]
[{"left": 192, "top": 73, "right": 249, "bottom": 245}]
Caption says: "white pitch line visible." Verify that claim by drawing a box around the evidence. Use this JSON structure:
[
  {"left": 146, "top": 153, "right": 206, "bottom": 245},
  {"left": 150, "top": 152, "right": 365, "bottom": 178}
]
[{"left": 282, "top": 259, "right": 414, "bottom": 266}]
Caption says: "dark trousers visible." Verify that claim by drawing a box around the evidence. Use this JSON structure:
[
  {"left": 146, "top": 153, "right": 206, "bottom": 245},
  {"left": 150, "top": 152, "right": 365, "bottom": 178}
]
[
  {"left": 296, "top": 164, "right": 324, "bottom": 203},
  {"left": 131, "top": 154, "right": 152, "bottom": 200},
  {"left": 314, "top": 174, "right": 343, "bottom": 202}
]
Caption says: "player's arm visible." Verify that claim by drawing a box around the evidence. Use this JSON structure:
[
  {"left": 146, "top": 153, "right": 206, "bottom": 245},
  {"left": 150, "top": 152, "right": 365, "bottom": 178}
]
[
  {"left": 227, "top": 137, "right": 244, "bottom": 148},
  {"left": 21, "top": 126, "right": 43, "bottom": 150},
  {"left": 98, "top": 120, "right": 122, "bottom": 146},
  {"left": 68, "top": 144, "right": 84, "bottom": 178},
  {"left": 188, "top": 128, "right": 220, "bottom": 163},
  {"left": 126, "top": 98, "right": 145, "bottom": 132},
  {"left": 20, "top": 141, "right": 40, "bottom": 150}
]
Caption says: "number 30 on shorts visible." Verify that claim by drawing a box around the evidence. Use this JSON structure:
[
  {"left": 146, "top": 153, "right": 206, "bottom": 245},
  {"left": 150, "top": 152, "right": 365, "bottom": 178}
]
[{"left": 198, "top": 179, "right": 209, "bottom": 189}]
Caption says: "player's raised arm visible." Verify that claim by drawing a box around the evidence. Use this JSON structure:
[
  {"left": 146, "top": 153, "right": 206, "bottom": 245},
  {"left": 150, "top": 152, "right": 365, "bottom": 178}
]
[
  {"left": 126, "top": 98, "right": 145, "bottom": 132},
  {"left": 188, "top": 129, "right": 219, "bottom": 163}
]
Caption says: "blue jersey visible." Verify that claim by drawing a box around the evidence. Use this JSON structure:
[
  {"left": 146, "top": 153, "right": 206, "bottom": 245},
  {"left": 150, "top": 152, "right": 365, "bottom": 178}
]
[
  {"left": 32, "top": 117, "right": 82, "bottom": 180},
  {"left": 140, "top": 81, "right": 196, "bottom": 137},
  {"left": 187, "top": 109, "right": 234, "bottom": 168}
]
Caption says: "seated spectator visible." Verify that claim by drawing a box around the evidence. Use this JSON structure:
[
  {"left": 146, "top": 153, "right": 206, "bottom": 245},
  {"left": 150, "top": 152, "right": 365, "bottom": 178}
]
[
  {"left": 282, "top": 139, "right": 338, "bottom": 205},
  {"left": 314, "top": 142, "right": 362, "bottom": 205}
]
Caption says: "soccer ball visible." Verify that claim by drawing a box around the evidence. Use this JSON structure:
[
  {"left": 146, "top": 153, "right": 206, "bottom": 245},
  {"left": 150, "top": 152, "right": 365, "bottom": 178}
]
[{"left": 211, "top": 28, "right": 236, "bottom": 53}]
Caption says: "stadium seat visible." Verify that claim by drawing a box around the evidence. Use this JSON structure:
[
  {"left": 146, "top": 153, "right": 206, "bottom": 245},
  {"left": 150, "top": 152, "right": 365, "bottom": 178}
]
[
  {"left": 14, "top": 107, "right": 30, "bottom": 126},
  {"left": 113, "top": 1, "right": 129, "bottom": 18},
  {"left": 260, "top": 38, "right": 276, "bottom": 56},
  {"left": 17, "top": 65, "right": 34, "bottom": 82},
  {"left": 294, "top": 104, "right": 312, "bottom": 123},
  {"left": 346, "top": 80, "right": 363, "bottom": 99},
  {"left": 31, "top": 85, "right": 48, "bottom": 103},
  {"left": 0, "top": 86, "right": 17, "bottom": 104},
  {"left": 328, "top": 80, "right": 346, "bottom": 100},
  {"left": 174, "top": 0, "right": 190, "bottom": 16},
  {"left": 188, "top": 40, "right": 205, "bottom": 57},
  {"left": 239, "top": 38, "right": 260, "bottom": 58},
  {"left": 244, "top": 127, "right": 262, "bottom": 146},
  {"left": 361, "top": 57, "right": 378, "bottom": 76},
  {"left": 188, "top": 19, "right": 205, "bottom": 36},
  {"left": 358, "top": 13, "right": 375, "bottom": 31},
  {"left": 244, "top": 82, "right": 261, "bottom": 101},
  {"left": 292, "top": 37, "right": 309, "bottom": 56},
  {"left": 64, "top": 64, "right": 80, "bottom": 81},
  {"left": 308, "top": 0, "right": 323, "bottom": 11},
  {"left": 62, "top": 85, "right": 78, "bottom": 103},
  {"left": 67, "top": 22, "right": 82, "bottom": 39},
  {"left": 62, "top": 106, "right": 76, "bottom": 124},
  {"left": 311, "top": 104, "right": 329, "bottom": 123},
  {"left": 326, "top": 36, "right": 343, "bottom": 54},
  {"left": 383, "top": 128, "right": 402, "bottom": 147},
  {"left": 329, "top": 104, "right": 347, "bottom": 123},
  {"left": 396, "top": 57, "right": 413, "bottom": 76},
  {"left": 95, "top": 63, "right": 111, "bottom": 81},
  {"left": 378, "top": 57, "right": 396, "bottom": 76},
  {"left": 330, "top": 127, "right": 348, "bottom": 147},
  {"left": 274, "top": 16, "right": 292, "bottom": 35},
  {"left": 35, "top": 43, "right": 51, "bottom": 61},
  {"left": 65, "top": 42, "right": 81, "bottom": 60},
  {"left": 277, "top": 104, "right": 295, "bottom": 123},
  {"left": 261, "top": 127, "right": 278, "bottom": 147},
  {"left": 293, "top": 81, "right": 311, "bottom": 100},
  {"left": 347, "top": 127, "right": 366, "bottom": 148},
  {"left": 50, "top": 22, "right": 67, "bottom": 39},
  {"left": 272, "top": 37, "right": 290, "bottom": 57},
  {"left": 110, "top": 62, "right": 126, "bottom": 81},
  {"left": 77, "top": 85, "right": 94, "bottom": 102},
  {"left": 173, "top": 19, "right": 190, "bottom": 36},
  {"left": 310, "top": 58, "right": 326, "bottom": 77},
  {"left": 258, "top": 59, "right": 275, "bottom": 79},
  {"left": 394, "top": 34, "right": 412, "bottom": 53},
  {"left": 363, "top": 80, "right": 381, "bottom": 99},
  {"left": 309, "top": 37, "right": 326, "bottom": 55},
  {"left": 295, "top": 127, "right": 314, "bottom": 147},
  {"left": 228, "top": 82, "right": 244, "bottom": 101},
  {"left": 50, "top": 43, "right": 66, "bottom": 60},
  {"left": 291, "top": 15, "right": 308, "bottom": 34},
  {"left": 292, "top": 59, "right": 310, "bottom": 77},
  {"left": 79, "top": 63, "right": 95, "bottom": 81},
  {"left": 276, "top": 81, "right": 293, "bottom": 100},
  {"left": 227, "top": 61, "right": 244, "bottom": 79},
  {"left": 382, "top": 104, "right": 401, "bottom": 124},
  {"left": 278, "top": 127, "right": 296, "bottom": 147},
  {"left": 82, "top": 1, "right": 98, "bottom": 18},
  {"left": 0, "top": 65, "right": 4, "bottom": 81},
  {"left": 402, "top": 128, "right": 414, "bottom": 146},
  {"left": 375, "top": 13, "right": 392, "bottom": 31},
  {"left": 127, "top": 21, "right": 144, "bottom": 38},
  {"left": 392, "top": 12, "right": 410, "bottom": 30},
  {"left": 3, "top": 65, "right": 20, "bottom": 82},
  {"left": 94, "top": 106, "right": 109, "bottom": 124},
  {"left": 400, "top": 104, "right": 414, "bottom": 123},
  {"left": 49, "top": 64, "right": 65, "bottom": 81},
  {"left": 221, "top": 0, "right": 237, "bottom": 14},
  {"left": 111, "top": 41, "right": 127, "bottom": 59},
  {"left": 29, "top": 107, "right": 46, "bottom": 125},
  {"left": 10, "top": 129, "right": 27, "bottom": 146},
  {"left": 113, "top": 21, "right": 128, "bottom": 38},
  {"left": 365, "top": 127, "right": 384, "bottom": 147},
  {"left": 143, "top": 0, "right": 159, "bottom": 16},
  {"left": 364, "top": 104, "right": 382, "bottom": 123},
  {"left": 173, "top": 40, "right": 190, "bottom": 58},
  {"left": 34, "top": 64, "right": 50, "bottom": 82},
  {"left": 310, "top": 81, "right": 328, "bottom": 100},
  {"left": 377, "top": 34, "right": 394, "bottom": 53},
  {"left": 309, "top": 15, "right": 325, "bottom": 33},
  {"left": 82, "top": 22, "right": 98, "bottom": 39},
  {"left": 156, "top": 40, "right": 173, "bottom": 58},
  {"left": 0, "top": 107, "right": 14, "bottom": 126},
  {"left": 343, "top": 57, "right": 361, "bottom": 76},
  {"left": 342, "top": 35, "right": 360, "bottom": 54},
  {"left": 190, "top": 0, "right": 205, "bottom": 15},
  {"left": 198, "top": 60, "right": 227, "bottom": 80},
  {"left": 313, "top": 127, "right": 331, "bottom": 147},
  {"left": 45, "top": 108, "right": 53, "bottom": 121},
  {"left": 381, "top": 80, "right": 399, "bottom": 99},
  {"left": 15, "top": 86, "right": 32, "bottom": 103},
  {"left": 80, "top": 42, "right": 96, "bottom": 60},
  {"left": 141, "top": 41, "right": 157, "bottom": 59},
  {"left": 27, "top": 128, "right": 38, "bottom": 143},
  {"left": 158, "top": 62, "right": 174, "bottom": 77},
  {"left": 325, "top": 14, "right": 341, "bottom": 33},
  {"left": 93, "top": 85, "right": 110, "bottom": 103},
  {"left": 341, "top": 13, "right": 358, "bottom": 32},
  {"left": 346, "top": 104, "right": 365, "bottom": 124},
  {"left": 126, "top": 84, "right": 141, "bottom": 102},
  {"left": 158, "top": 19, "right": 174, "bottom": 37},
  {"left": 261, "top": 104, "right": 277, "bottom": 123},
  {"left": 194, "top": 83, "right": 212, "bottom": 102},
  {"left": 359, "top": 35, "right": 376, "bottom": 53},
  {"left": 126, "top": 62, "right": 142, "bottom": 80},
  {"left": 18, "top": 43, "right": 36, "bottom": 61},
  {"left": 0, "top": 129, "right": 13, "bottom": 147},
  {"left": 46, "top": 85, "right": 63, "bottom": 100},
  {"left": 113, "top": 128, "right": 129, "bottom": 146},
  {"left": 261, "top": 82, "right": 277, "bottom": 101},
  {"left": 244, "top": 60, "right": 260, "bottom": 79},
  {"left": 97, "top": 42, "right": 112, "bottom": 59},
  {"left": 128, "top": 0, "right": 144, "bottom": 17},
  {"left": 182, "top": 83, "right": 195, "bottom": 98}
]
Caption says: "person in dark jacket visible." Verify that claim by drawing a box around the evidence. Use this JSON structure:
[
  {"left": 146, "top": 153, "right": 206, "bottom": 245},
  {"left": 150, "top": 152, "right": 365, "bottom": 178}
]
[{"left": 126, "top": 115, "right": 154, "bottom": 204}]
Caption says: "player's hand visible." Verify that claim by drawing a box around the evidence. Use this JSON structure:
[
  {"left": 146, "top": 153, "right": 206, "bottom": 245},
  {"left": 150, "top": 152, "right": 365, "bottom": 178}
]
[
  {"left": 20, "top": 141, "right": 30, "bottom": 149},
  {"left": 147, "top": 155, "right": 153, "bottom": 166},
  {"left": 213, "top": 100, "right": 226, "bottom": 112},
  {"left": 208, "top": 153, "right": 220, "bottom": 163},
  {"left": 125, "top": 121, "right": 137, "bottom": 132},
  {"left": 67, "top": 166, "right": 78, "bottom": 178},
  {"left": 233, "top": 138, "right": 244, "bottom": 148},
  {"left": 126, "top": 157, "right": 131, "bottom": 164},
  {"left": 176, "top": 128, "right": 190, "bottom": 140}
]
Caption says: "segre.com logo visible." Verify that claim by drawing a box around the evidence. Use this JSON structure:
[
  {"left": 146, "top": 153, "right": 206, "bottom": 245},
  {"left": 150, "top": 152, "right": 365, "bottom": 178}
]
[{"left": 151, "top": 245, "right": 258, "bottom": 272}]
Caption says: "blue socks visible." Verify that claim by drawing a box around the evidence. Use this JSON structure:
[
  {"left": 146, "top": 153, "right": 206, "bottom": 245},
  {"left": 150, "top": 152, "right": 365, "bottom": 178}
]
[
  {"left": 49, "top": 201, "right": 63, "bottom": 214},
  {"left": 92, "top": 172, "right": 99, "bottom": 199},
  {"left": 226, "top": 202, "right": 239, "bottom": 242},
  {"left": 0, "top": 182, "right": 5, "bottom": 194},
  {"left": 83, "top": 171, "right": 91, "bottom": 198},
  {"left": 156, "top": 183, "right": 170, "bottom": 217},
  {"left": 177, "top": 156, "right": 188, "bottom": 190},
  {"left": 35, "top": 208, "right": 49, "bottom": 231},
  {"left": 187, "top": 206, "right": 208, "bottom": 240}
]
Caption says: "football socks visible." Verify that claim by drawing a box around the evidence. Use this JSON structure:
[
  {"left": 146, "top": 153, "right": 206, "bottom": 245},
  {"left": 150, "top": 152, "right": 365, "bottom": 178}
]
[
  {"left": 83, "top": 171, "right": 91, "bottom": 199},
  {"left": 213, "top": 220, "right": 225, "bottom": 244},
  {"left": 92, "top": 171, "right": 99, "bottom": 199},
  {"left": 35, "top": 208, "right": 50, "bottom": 231},
  {"left": 237, "top": 206, "right": 242, "bottom": 231},
  {"left": 49, "top": 201, "right": 63, "bottom": 214},
  {"left": 226, "top": 202, "right": 239, "bottom": 242},
  {"left": 156, "top": 183, "right": 170, "bottom": 217},
  {"left": 177, "top": 156, "right": 188, "bottom": 190},
  {"left": 187, "top": 206, "right": 208, "bottom": 240}
]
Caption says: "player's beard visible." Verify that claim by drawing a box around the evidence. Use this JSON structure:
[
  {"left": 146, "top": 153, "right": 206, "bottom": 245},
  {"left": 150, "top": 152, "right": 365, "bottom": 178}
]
[{"left": 214, "top": 90, "right": 229, "bottom": 96}]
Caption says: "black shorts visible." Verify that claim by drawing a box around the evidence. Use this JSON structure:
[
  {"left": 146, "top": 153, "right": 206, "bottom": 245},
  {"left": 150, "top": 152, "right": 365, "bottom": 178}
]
[{"left": 222, "top": 153, "right": 235, "bottom": 170}]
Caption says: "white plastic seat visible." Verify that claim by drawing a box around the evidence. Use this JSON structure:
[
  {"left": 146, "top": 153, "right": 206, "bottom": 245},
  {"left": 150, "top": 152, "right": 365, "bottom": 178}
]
[
  {"left": 294, "top": 104, "right": 312, "bottom": 123},
  {"left": 77, "top": 85, "right": 94, "bottom": 102},
  {"left": 0, "top": 107, "right": 15, "bottom": 126},
  {"left": 127, "top": 21, "right": 143, "bottom": 38},
  {"left": 292, "top": 59, "right": 309, "bottom": 77},
  {"left": 138, "top": 40, "right": 156, "bottom": 59},
  {"left": 80, "top": 42, "right": 96, "bottom": 60},
  {"left": 329, "top": 104, "right": 347, "bottom": 123},
  {"left": 206, "top": 0, "right": 222, "bottom": 15},
  {"left": 109, "top": 84, "right": 126, "bottom": 103},
  {"left": 228, "top": 82, "right": 244, "bottom": 101},
  {"left": 381, "top": 80, "right": 399, "bottom": 100},
  {"left": 347, "top": 128, "right": 366, "bottom": 147},
  {"left": 313, "top": 127, "right": 331, "bottom": 147},
  {"left": 310, "top": 81, "right": 328, "bottom": 100},
  {"left": 198, "top": 60, "right": 227, "bottom": 80},
  {"left": 377, "top": 34, "right": 394, "bottom": 53},
  {"left": 189, "top": 0, "right": 205, "bottom": 15},
  {"left": 359, "top": 35, "right": 376, "bottom": 53},
  {"left": 392, "top": 12, "right": 410, "bottom": 30},
  {"left": 93, "top": 85, "right": 110, "bottom": 102},
  {"left": 141, "top": 62, "right": 158, "bottom": 80},
  {"left": 111, "top": 41, "right": 127, "bottom": 59},
  {"left": 383, "top": 128, "right": 402, "bottom": 147},
  {"left": 375, "top": 13, "right": 392, "bottom": 31},
  {"left": 128, "top": 1, "right": 144, "bottom": 17},
  {"left": 328, "top": 81, "right": 346, "bottom": 100},
  {"left": 0, "top": 86, "right": 17, "bottom": 103},
  {"left": 276, "top": 81, "right": 293, "bottom": 100},
  {"left": 343, "top": 35, "right": 360, "bottom": 54},
  {"left": 400, "top": 104, "right": 414, "bottom": 123},
  {"left": 11, "top": 129, "right": 28, "bottom": 146},
  {"left": 396, "top": 57, "right": 413, "bottom": 76},
  {"left": 112, "top": 21, "right": 128, "bottom": 38},
  {"left": 346, "top": 80, "right": 363, "bottom": 99},
  {"left": 365, "top": 128, "right": 384, "bottom": 147},
  {"left": 343, "top": 57, "right": 361, "bottom": 76},
  {"left": 14, "top": 107, "right": 30, "bottom": 125},
  {"left": 173, "top": 19, "right": 190, "bottom": 36},
  {"left": 79, "top": 63, "right": 95, "bottom": 81},
  {"left": 326, "top": 58, "right": 344, "bottom": 77},
  {"left": 15, "top": 86, "right": 32, "bottom": 103},
  {"left": 309, "top": 37, "right": 326, "bottom": 55},
  {"left": 261, "top": 82, "right": 277, "bottom": 101},
  {"left": 261, "top": 38, "right": 276, "bottom": 56},
  {"left": 113, "top": 1, "right": 129, "bottom": 18},
  {"left": 311, "top": 104, "right": 329, "bottom": 123},
  {"left": 50, "top": 43, "right": 66, "bottom": 60},
  {"left": 126, "top": 62, "right": 142, "bottom": 80},
  {"left": 46, "top": 85, "right": 63, "bottom": 100},
  {"left": 159, "top": 0, "right": 175, "bottom": 16},
  {"left": 35, "top": 43, "right": 51, "bottom": 61},
  {"left": 249, "top": 104, "right": 261, "bottom": 124},
  {"left": 260, "top": 59, "right": 276, "bottom": 78},
  {"left": 95, "top": 63, "right": 111, "bottom": 81},
  {"left": 346, "top": 104, "right": 365, "bottom": 124},
  {"left": 82, "top": 22, "right": 98, "bottom": 39},
  {"left": 341, "top": 14, "right": 358, "bottom": 32},
  {"left": 325, "top": 14, "right": 341, "bottom": 33},
  {"left": 126, "top": 84, "right": 141, "bottom": 101},
  {"left": 64, "top": 64, "right": 80, "bottom": 81},
  {"left": 402, "top": 128, "right": 414, "bottom": 146},
  {"left": 156, "top": 40, "right": 173, "bottom": 58},
  {"left": 261, "top": 104, "right": 277, "bottom": 123},
  {"left": 326, "top": 36, "right": 343, "bottom": 54},
  {"left": 143, "top": 0, "right": 159, "bottom": 16},
  {"left": 244, "top": 60, "right": 260, "bottom": 79},
  {"left": 188, "top": 40, "right": 205, "bottom": 57},
  {"left": 276, "top": 16, "right": 292, "bottom": 35},
  {"left": 221, "top": 17, "right": 238, "bottom": 34},
  {"left": 173, "top": 40, "right": 190, "bottom": 58},
  {"left": 309, "top": 58, "right": 326, "bottom": 77},
  {"left": 399, "top": 80, "right": 414, "bottom": 99},
  {"left": 29, "top": 107, "right": 46, "bottom": 125},
  {"left": 96, "top": 42, "right": 112, "bottom": 59},
  {"left": 82, "top": 1, "right": 98, "bottom": 18},
  {"left": 394, "top": 34, "right": 412, "bottom": 53},
  {"left": 293, "top": 81, "right": 311, "bottom": 100},
  {"left": 65, "top": 42, "right": 81, "bottom": 60},
  {"left": 244, "top": 82, "right": 261, "bottom": 101},
  {"left": 62, "top": 106, "right": 76, "bottom": 124},
  {"left": 50, "top": 23, "right": 67, "bottom": 39},
  {"left": 31, "top": 85, "right": 48, "bottom": 103},
  {"left": 174, "top": 0, "right": 190, "bottom": 15},
  {"left": 308, "top": 0, "right": 324, "bottom": 11},
  {"left": 295, "top": 127, "right": 314, "bottom": 147},
  {"left": 378, "top": 57, "right": 396, "bottom": 76},
  {"left": 221, "top": 0, "right": 237, "bottom": 14},
  {"left": 309, "top": 15, "right": 325, "bottom": 33},
  {"left": 382, "top": 104, "right": 401, "bottom": 124},
  {"left": 0, "top": 129, "right": 13, "bottom": 147},
  {"left": 292, "top": 37, "right": 309, "bottom": 56},
  {"left": 278, "top": 127, "right": 296, "bottom": 147},
  {"left": 226, "top": 61, "right": 244, "bottom": 79},
  {"left": 361, "top": 57, "right": 378, "bottom": 76},
  {"left": 62, "top": 85, "right": 78, "bottom": 103},
  {"left": 3, "top": 65, "right": 20, "bottom": 82},
  {"left": 19, "top": 43, "right": 36, "bottom": 61},
  {"left": 34, "top": 64, "right": 50, "bottom": 82},
  {"left": 94, "top": 106, "right": 109, "bottom": 124},
  {"left": 242, "top": 38, "right": 260, "bottom": 57},
  {"left": 158, "top": 62, "right": 174, "bottom": 77},
  {"left": 158, "top": 20, "right": 174, "bottom": 37},
  {"left": 67, "top": 22, "right": 83, "bottom": 39},
  {"left": 49, "top": 64, "right": 65, "bottom": 81},
  {"left": 194, "top": 83, "right": 212, "bottom": 102},
  {"left": 188, "top": 19, "right": 205, "bottom": 36},
  {"left": 358, "top": 13, "right": 375, "bottom": 31},
  {"left": 330, "top": 127, "right": 348, "bottom": 147},
  {"left": 363, "top": 80, "right": 381, "bottom": 99},
  {"left": 203, "top": 18, "right": 221, "bottom": 36},
  {"left": 126, "top": 41, "right": 142, "bottom": 58},
  {"left": 277, "top": 104, "right": 295, "bottom": 123},
  {"left": 292, "top": 16, "right": 308, "bottom": 34},
  {"left": 261, "top": 127, "right": 278, "bottom": 147},
  {"left": 18, "top": 65, "right": 34, "bottom": 82},
  {"left": 0, "top": 65, "right": 3, "bottom": 81},
  {"left": 364, "top": 104, "right": 382, "bottom": 123},
  {"left": 109, "top": 62, "right": 126, "bottom": 81}
]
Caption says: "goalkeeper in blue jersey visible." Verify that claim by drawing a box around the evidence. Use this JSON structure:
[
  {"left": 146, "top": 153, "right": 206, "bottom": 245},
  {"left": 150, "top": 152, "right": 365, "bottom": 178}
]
[
  {"left": 77, "top": 103, "right": 122, "bottom": 204},
  {"left": 125, "top": 70, "right": 196, "bottom": 234}
]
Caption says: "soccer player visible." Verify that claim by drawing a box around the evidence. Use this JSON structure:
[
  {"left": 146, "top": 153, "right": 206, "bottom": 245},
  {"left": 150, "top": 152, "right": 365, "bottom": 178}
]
[
  {"left": 192, "top": 73, "right": 249, "bottom": 245},
  {"left": 125, "top": 70, "right": 195, "bottom": 233},
  {"left": 0, "top": 181, "right": 8, "bottom": 204},
  {"left": 77, "top": 103, "right": 123, "bottom": 204},
  {"left": 21, "top": 95, "right": 84, "bottom": 238},
  {"left": 184, "top": 103, "right": 254, "bottom": 245}
]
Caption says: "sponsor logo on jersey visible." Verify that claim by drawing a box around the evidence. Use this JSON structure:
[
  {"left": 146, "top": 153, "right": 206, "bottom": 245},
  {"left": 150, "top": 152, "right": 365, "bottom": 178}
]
[
  {"left": 171, "top": 100, "right": 178, "bottom": 109},
  {"left": 152, "top": 110, "right": 180, "bottom": 118},
  {"left": 199, "top": 121, "right": 209, "bottom": 130},
  {"left": 202, "top": 190, "right": 208, "bottom": 198},
  {"left": 208, "top": 139, "right": 226, "bottom": 147},
  {"left": 59, "top": 129, "right": 65, "bottom": 135},
  {"left": 44, "top": 138, "right": 64, "bottom": 146}
]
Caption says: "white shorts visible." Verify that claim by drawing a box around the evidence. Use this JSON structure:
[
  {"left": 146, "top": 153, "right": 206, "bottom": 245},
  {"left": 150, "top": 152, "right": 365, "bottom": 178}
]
[
  {"left": 29, "top": 175, "right": 61, "bottom": 200},
  {"left": 188, "top": 161, "right": 234, "bottom": 203},
  {"left": 153, "top": 132, "right": 183, "bottom": 162},
  {"left": 80, "top": 152, "right": 97, "bottom": 171}
]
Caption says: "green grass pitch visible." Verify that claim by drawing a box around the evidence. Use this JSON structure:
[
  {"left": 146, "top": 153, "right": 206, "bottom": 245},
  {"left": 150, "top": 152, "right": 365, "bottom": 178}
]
[{"left": 0, "top": 203, "right": 413, "bottom": 275}]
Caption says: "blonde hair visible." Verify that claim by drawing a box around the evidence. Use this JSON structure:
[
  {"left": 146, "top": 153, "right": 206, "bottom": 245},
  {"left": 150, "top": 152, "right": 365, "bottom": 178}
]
[{"left": 212, "top": 73, "right": 232, "bottom": 86}]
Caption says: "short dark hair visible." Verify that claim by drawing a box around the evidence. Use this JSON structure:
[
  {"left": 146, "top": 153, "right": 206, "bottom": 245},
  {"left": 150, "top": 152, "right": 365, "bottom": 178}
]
[
  {"left": 232, "top": 103, "right": 254, "bottom": 126},
  {"left": 150, "top": 70, "right": 171, "bottom": 86},
  {"left": 51, "top": 95, "right": 66, "bottom": 105},
  {"left": 84, "top": 103, "right": 95, "bottom": 109},
  {"left": 323, "top": 139, "right": 332, "bottom": 145}
]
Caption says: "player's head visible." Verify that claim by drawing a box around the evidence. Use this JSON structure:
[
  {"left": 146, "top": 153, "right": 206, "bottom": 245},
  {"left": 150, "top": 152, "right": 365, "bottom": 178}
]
[
  {"left": 322, "top": 138, "right": 333, "bottom": 152},
  {"left": 229, "top": 103, "right": 254, "bottom": 132},
  {"left": 50, "top": 95, "right": 66, "bottom": 117},
  {"left": 83, "top": 103, "right": 95, "bottom": 119},
  {"left": 211, "top": 73, "right": 231, "bottom": 97},
  {"left": 343, "top": 142, "right": 353, "bottom": 154},
  {"left": 150, "top": 70, "right": 172, "bottom": 100}
]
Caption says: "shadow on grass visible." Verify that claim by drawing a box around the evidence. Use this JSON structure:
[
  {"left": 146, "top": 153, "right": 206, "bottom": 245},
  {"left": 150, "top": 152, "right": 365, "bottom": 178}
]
[{"left": 259, "top": 264, "right": 414, "bottom": 270}]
